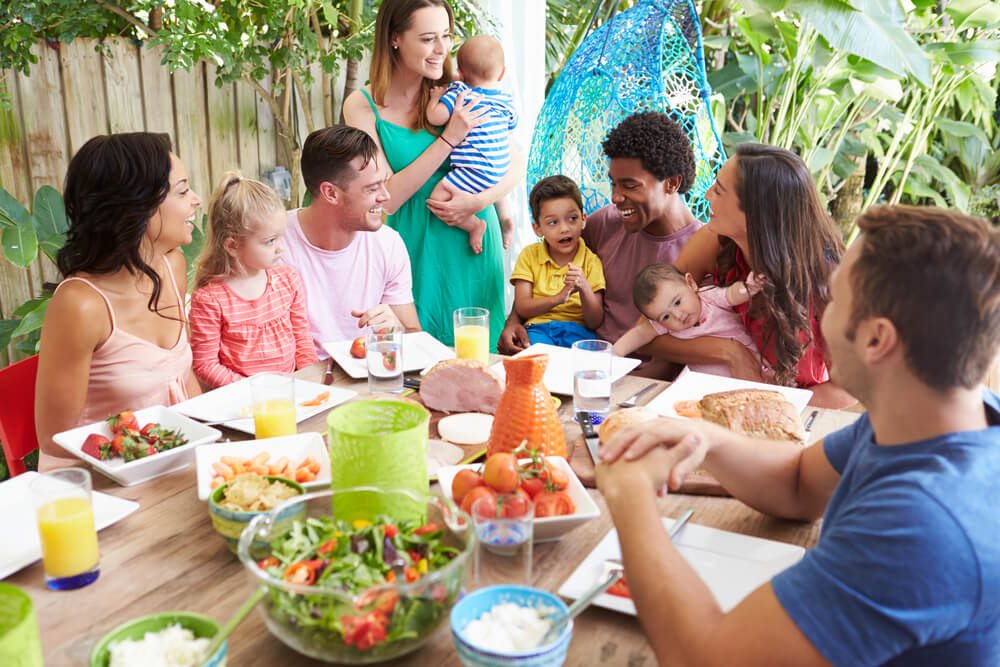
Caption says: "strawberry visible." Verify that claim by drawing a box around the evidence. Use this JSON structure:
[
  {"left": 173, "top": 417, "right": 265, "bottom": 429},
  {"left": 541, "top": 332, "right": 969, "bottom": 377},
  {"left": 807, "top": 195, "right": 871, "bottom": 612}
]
[
  {"left": 383, "top": 350, "right": 397, "bottom": 371},
  {"left": 107, "top": 410, "right": 139, "bottom": 436},
  {"left": 81, "top": 434, "right": 112, "bottom": 461},
  {"left": 349, "top": 336, "right": 366, "bottom": 359},
  {"left": 110, "top": 433, "right": 127, "bottom": 457}
]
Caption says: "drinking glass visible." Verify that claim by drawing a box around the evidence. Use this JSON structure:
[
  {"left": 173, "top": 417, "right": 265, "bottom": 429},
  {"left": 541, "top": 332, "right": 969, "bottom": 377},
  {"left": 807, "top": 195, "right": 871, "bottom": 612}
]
[
  {"left": 367, "top": 326, "right": 404, "bottom": 394},
  {"left": 453, "top": 307, "right": 490, "bottom": 364},
  {"left": 250, "top": 372, "right": 297, "bottom": 438},
  {"left": 31, "top": 469, "right": 100, "bottom": 591},
  {"left": 571, "top": 339, "right": 613, "bottom": 424},
  {"left": 471, "top": 493, "right": 533, "bottom": 589}
]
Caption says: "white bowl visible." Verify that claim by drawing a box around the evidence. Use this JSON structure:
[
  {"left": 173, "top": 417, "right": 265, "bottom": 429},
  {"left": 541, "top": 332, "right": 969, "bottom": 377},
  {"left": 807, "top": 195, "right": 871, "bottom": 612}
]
[
  {"left": 52, "top": 406, "right": 221, "bottom": 486},
  {"left": 193, "top": 432, "right": 330, "bottom": 501},
  {"left": 436, "top": 456, "right": 599, "bottom": 543}
]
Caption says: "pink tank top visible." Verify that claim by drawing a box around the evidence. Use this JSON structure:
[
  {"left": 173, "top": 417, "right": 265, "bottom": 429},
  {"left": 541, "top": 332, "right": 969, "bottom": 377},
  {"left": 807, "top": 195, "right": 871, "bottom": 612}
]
[{"left": 58, "top": 258, "right": 193, "bottom": 426}]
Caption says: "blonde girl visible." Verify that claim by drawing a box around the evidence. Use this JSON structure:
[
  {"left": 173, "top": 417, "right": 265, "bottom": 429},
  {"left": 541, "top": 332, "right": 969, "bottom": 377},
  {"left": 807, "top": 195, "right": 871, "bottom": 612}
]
[{"left": 189, "top": 173, "right": 317, "bottom": 388}]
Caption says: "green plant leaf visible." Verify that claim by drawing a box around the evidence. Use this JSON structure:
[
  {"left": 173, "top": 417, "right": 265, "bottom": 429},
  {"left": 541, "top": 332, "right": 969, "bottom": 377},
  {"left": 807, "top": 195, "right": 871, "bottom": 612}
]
[
  {"left": 934, "top": 118, "right": 991, "bottom": 146},
  {"left": 925, "top": 41, "right": 1000, "bottom": 67},
  {"left": 10, "top": 298, "right": 48, "bottom": 339},
  {"left": 2, "top": 219, "right": 38, "bottom": 268},
  {"left": 945, "top": 0, "right": 1000, "bottom": 29},
  {"left": 0, "top": 186, "right": 28, "bottom": 228},
  {"left": 182, "top": 215, "right": 206, "bottom": 290},
  {"left": 31, "top": 185, "right": 67, "bottom": 243},
  {"left": 13, "top": 296, "right": 47, "bottom": 318},
  {"left": 0, "top": 319, "right": 18, "bottom": 350}
]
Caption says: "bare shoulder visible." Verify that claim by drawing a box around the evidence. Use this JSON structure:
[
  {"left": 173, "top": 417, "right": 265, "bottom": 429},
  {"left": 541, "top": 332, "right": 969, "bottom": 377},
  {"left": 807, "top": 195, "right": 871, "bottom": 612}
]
[
  {"left": 343, "top": 87, "right": 375, "bottom": 126},
  {"left": 46, "top": 279, "right": 111, "bottom": 347}
]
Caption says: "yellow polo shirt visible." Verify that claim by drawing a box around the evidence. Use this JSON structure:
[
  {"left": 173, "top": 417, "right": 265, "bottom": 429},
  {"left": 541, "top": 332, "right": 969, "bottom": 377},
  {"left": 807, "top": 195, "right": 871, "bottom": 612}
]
[{"left": 510, "top": 239, "right": 606, "bottom": 326}]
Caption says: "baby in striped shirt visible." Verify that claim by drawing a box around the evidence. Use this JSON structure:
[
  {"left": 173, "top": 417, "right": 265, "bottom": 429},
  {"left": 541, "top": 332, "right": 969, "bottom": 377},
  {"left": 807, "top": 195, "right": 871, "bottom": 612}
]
[{"left": 426, "top": 34, "right": 517, "bottom": 254}]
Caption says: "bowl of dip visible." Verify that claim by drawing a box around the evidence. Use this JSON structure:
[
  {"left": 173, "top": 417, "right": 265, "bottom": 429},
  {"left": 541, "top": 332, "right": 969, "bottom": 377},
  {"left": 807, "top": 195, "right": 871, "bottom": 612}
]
[{"left": 450, "top": 585, "right": 572, "bottom": 667}]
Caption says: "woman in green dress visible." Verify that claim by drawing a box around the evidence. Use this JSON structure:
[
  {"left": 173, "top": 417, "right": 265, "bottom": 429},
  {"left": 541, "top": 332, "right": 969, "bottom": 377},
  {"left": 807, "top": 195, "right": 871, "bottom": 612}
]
[{"left": 343, "top": 0, "right": 521, "bottom": 351}]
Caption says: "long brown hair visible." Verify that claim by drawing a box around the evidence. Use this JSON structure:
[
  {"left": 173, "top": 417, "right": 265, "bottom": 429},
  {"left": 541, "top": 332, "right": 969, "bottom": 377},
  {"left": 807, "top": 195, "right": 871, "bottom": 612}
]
[
  {"left": 716, "top": 144, "right": 845, "bottom": 385},
  {"left": 370, "top": 0, "right": 455, "bottom": 132}
]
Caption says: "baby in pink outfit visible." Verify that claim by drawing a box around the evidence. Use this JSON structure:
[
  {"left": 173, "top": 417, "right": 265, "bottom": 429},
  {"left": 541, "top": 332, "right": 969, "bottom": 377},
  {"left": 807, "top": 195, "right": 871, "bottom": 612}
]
[{"left": 612, "top": 263, "right": 760, "bottom": 377}]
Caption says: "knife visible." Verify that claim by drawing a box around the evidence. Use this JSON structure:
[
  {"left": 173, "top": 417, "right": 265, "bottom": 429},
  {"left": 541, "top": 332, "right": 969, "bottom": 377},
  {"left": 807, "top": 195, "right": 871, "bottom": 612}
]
[
  {"left": 577, "top": 411, "right": 600, "bottom": 464},
  {"left": 322, "top": 358, "right": 335, "bottom": 385}
]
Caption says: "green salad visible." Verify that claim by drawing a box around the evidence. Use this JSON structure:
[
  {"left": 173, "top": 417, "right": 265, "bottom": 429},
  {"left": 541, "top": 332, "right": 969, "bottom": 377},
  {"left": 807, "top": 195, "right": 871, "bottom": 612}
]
[{"left": 256, "top": 514, "right": 464, "bottom": 658}]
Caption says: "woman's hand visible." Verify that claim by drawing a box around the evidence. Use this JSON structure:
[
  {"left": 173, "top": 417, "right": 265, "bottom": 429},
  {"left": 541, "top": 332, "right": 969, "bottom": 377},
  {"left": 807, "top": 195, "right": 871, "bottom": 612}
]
[
  {"left": 724, "top": 340, "right": 766, "bottom": 381},
  {"left": 440, "top": 89, "right": 486, "bottom": 146},
  {"left": 426, "top": 180, "right": 484, "bottom": 225}
]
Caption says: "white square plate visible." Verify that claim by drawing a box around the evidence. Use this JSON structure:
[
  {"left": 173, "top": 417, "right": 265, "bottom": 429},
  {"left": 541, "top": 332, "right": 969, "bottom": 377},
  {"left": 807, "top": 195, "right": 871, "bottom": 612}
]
[
  {"left": 172, "top": 377, "right": 355, "bottom": 435},
  {"left": 194, "top": 432, "right": 330, "bottom": 501},
  {"left": 436, "top": 456, "right": 600, "bottom": 543},
  {"left": 489, "top": 343, "right": 641, "bottom": 396},
  {"left": 322, "top": 331, "right": 455, "bottom": 379},
  {"left": 643, "top": 368, "right": 814, "bottom": 418},
  {"left": 52, "top": 406, "right": 222, "bottom": 486},
  {"left": 559, "top": 517, "right": 805, "bottom": 613},
  {"left": 0, "top": 471, "right": 139, "bottom": 579}
]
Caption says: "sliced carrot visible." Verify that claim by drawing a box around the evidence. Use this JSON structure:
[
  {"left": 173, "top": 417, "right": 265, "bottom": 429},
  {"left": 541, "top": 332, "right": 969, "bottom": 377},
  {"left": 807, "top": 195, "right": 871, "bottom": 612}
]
[
  {"left": 294, "top": 468, "right": 315, "bottom": 483},
  {"left": 299, "top": 391, "right": 330, "bottom": 407},
  {"left": 220, "top": 456, "right": 245, "bottom": 468},
  {"left": 210, "top": 476, "right": 225, "bottom": 489},
  {"left": 251, "top": 452, "right": 269, "bottom": 466},
  {"left": 212, "top": 462, "right": 234, "bottom": 477},
  {"left": 306, "top": 460, "right": 321, "bottom": 474}
]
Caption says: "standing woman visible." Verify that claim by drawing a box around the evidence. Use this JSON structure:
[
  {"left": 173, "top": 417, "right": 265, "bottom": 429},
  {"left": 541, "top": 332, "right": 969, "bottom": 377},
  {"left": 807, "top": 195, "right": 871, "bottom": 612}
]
[
  {"left": 35, "top": 133, "right": 202, "bottom": 465},
  {"left": 343, "top": 0, "right": 521, "bottom": 350}
]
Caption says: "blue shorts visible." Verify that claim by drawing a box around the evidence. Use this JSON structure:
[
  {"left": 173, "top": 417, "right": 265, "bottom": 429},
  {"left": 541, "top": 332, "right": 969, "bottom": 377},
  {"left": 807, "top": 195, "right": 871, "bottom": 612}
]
[{"left": 525, "top": 321, "right": 599, "bottom": 348}]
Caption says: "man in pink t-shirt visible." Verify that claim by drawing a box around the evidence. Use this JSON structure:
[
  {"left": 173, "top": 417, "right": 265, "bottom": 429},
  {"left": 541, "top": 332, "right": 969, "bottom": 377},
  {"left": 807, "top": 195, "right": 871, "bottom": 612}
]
[
  {"left": 282, "top": 126, "right": 419, "bottom": 358},
  {"left": 499, "top": 112, "right": 701, "bottom": 352}
]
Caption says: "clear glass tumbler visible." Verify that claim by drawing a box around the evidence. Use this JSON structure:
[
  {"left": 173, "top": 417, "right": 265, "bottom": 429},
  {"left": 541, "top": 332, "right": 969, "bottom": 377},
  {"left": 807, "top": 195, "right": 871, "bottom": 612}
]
[
  {"left": 571, "top": 339, "right": 613, "bottom": 424},
  {"left": 367, "top": 326, "right": 405, "bottom": 394},
  {"left": 31, "top": 468, "right": 100, "bottom": 591},
  {"left": 471, "top": 493, "right": 533, "bottom": 589},
  {"left": 453, "top": 307, "right": 490, "bottom": 364},
  {"left": 250, "top": 372, "right": 297, "bottom": 438}
]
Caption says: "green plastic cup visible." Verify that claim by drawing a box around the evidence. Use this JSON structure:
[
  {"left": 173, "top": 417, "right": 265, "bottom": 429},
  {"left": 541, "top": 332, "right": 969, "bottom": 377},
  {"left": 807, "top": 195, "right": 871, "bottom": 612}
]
[
  {"left": 327, "top": 399, "right": 429, "bottom": 522},
  {"left": 0, "top": 583, "right": 43, "bottom": 667}
]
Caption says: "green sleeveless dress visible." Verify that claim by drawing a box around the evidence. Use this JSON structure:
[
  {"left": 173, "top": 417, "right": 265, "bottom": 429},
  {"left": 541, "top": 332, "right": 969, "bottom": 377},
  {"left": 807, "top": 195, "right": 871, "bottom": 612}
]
[{"left": 360, "top": 90, "right": 504, "bottom": 351}]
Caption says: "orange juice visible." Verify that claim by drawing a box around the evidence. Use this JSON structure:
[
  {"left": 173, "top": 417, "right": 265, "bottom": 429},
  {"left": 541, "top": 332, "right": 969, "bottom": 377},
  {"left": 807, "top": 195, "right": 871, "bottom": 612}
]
[
  {"left": 455, "top": 324, "right": 489, "bottom": 364},
  {"left": 253, "top": 399, "right": 297, "bottom": 438},
  {"left": 36, "top": 497, "right": 99, "bottom": 578}
]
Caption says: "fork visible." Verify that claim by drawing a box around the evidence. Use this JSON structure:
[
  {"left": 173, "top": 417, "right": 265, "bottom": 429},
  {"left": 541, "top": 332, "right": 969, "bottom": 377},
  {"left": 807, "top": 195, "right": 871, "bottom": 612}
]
[{"left": 618, "top": 383, "right": 660, "bottom": 408}]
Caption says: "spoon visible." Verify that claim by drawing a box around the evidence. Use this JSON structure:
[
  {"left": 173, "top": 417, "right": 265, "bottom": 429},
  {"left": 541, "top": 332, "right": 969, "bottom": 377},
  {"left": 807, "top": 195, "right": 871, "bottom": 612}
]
[
  {"left": 539, "top": 508, "right": 695, "bottom": 646},
  {"left": 201, "top": 586, "right": 266, "bottom": 663}
]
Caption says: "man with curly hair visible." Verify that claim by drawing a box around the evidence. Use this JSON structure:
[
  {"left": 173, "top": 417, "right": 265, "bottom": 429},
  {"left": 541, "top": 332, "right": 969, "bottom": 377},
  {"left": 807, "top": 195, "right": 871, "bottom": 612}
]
[{"left": 500, "top": 111, "right": 700, "bottom": 352}]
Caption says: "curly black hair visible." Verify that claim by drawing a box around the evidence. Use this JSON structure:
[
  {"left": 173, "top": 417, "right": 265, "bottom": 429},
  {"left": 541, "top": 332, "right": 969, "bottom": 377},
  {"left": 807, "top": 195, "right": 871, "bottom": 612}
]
[{"left": 602, "top": 112, "right": 695, "bottom": 193}]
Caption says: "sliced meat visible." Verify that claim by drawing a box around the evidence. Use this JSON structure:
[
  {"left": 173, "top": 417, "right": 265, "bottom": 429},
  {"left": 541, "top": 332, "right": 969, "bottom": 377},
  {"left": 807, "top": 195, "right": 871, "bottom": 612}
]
[{"left": 419, "top": 359, "right": 504, "bottom": 414}]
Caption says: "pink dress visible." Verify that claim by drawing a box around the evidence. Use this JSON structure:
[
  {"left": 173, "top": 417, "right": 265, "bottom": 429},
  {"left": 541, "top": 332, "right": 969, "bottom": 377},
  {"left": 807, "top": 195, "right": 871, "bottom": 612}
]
[{"left": 56, "top": 258, "right": 193, "bottom": 426}]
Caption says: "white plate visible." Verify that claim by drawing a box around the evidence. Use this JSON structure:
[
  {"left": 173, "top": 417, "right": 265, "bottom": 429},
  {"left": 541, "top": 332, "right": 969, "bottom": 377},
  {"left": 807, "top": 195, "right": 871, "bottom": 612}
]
[
  {"left": 0, "top": 471, "right": 139, "bottom": 579},
  {"left": 559, "top": 517, "right": 805, "bottom": 613},
  {"left": 489, "top": 343, "right": 640, "bottom": 396},
  {"left": 643, "top": 368, "right": 814, "bottom": 419},
  {"left": 322, "top": 331, "right": 455, "bottom": 379},
  {"left": 194, "top": 432, "right": 330, "bottom": 501},
  {"left": 172, "top": 378, "right": 355, "bottom": 435},
  {"left": 52, "top": 406, "right": 222, "bottom": 486},
  {"left": 436, "top": 456, "right": 600, "bottom": 543}
]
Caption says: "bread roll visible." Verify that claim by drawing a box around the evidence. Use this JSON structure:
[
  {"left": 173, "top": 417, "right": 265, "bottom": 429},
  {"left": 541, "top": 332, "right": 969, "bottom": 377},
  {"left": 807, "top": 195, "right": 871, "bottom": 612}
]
[
  {"left": 598, "top": 407, "right": 659, "bottom": 442},
  {"left": 698, "top": 389, "right": 805, "bottom": 442}
]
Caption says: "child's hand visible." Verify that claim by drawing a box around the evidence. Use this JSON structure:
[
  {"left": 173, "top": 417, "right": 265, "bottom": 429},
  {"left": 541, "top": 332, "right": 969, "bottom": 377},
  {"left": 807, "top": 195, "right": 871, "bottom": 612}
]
[
  {"left": 563, "top": 264, "right": 585, "bottom": 293},
  {"left": 429, "top": 85, "right": 446, "bottom": 104}
]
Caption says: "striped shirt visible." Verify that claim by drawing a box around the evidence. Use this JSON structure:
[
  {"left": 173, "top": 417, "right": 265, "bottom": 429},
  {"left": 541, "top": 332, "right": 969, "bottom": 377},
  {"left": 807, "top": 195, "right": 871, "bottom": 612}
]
[
  {"left": 189, "top": 264, "right": 318, "bottom": 388},
  {"left": 439, "top": 81, "right": 517, "bottom": 193}
]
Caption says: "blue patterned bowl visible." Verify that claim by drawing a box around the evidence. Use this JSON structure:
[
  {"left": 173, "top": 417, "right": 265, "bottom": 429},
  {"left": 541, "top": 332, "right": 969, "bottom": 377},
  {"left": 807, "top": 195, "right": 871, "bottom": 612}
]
[
  {"left": 208, "top": 475, "right": 305, "bottom": 556},
  {"left": 450, "top": 586, "right": 572, "bottom": 667}
]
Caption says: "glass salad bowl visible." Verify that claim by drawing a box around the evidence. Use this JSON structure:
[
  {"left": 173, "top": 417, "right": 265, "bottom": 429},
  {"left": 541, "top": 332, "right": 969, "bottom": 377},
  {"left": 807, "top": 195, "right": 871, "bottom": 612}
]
[{"left": 237, "top": 487, "right": 475, "bottom": 664}]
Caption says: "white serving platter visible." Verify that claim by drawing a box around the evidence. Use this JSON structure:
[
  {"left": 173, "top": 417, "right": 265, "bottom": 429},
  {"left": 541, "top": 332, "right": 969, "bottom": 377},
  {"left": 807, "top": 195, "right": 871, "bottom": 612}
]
[
  {"left": 322, "top": 331, "right": 455, "bottom": 379},
  {"left": 559, "top": 516, "right": 805, "bottom": 614},
  {"left": 0, "top": 471, "right": 139, "bottom": 579},
  {"left": 643, "top": 368, "right": 814, "bottom": 418},
  {"left": 436, "top": 456, "right": 600, "bottom": 543},
  {"left": 52, "top": 406, "right": 222, "bottom": 486},
  {"left": 172, "top": 377, "right": 355, "bottom": 435},
  {"left": 489, "top": 343, "right": 641, "bottom": 396}
]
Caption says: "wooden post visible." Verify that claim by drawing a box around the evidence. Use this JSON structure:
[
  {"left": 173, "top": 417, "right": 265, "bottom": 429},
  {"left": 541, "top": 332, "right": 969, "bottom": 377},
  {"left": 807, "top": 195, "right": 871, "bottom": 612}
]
[
  {"left": 235, "top": 81, "right": 260, "bottom": 180},
  {"left": 59, "top": 40, "right": 109, "bottom": 153},
  {"left": 205, "top": 64, "right": 240, "bottom": 188},
  {"left": 140, "top": 44, "right": 177, "bottom": 142},
  {"left": 173, "top": 64, "right": 212, "bottom": 197},
  {"left": 103, "top": 37, "right": 145, "bottom": 133}
]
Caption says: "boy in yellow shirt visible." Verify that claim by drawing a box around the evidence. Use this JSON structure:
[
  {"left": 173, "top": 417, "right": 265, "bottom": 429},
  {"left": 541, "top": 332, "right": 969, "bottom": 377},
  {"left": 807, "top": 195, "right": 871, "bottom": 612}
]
[{"left": 511, "top": 175, "right": 605, "bottom": 347}]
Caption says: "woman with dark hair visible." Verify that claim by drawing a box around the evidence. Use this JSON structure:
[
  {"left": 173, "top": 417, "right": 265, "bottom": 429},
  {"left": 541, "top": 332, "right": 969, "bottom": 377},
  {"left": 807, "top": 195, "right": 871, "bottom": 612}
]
[
  {"left": 342, "top": 0, "right": 523, "bottom": 351},
  {"left": 35, "top": 132, "right": 202, "bottom": 462},
  {"left": 667, "top": 144, "right": 855, "bottom": 407}
]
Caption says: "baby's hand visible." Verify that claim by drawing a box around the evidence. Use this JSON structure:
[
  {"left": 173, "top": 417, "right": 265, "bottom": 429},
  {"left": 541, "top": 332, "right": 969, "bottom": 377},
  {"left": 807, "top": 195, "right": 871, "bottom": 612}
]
[{"left": 429, "top": 85, "right": 446, "bottom": 105}]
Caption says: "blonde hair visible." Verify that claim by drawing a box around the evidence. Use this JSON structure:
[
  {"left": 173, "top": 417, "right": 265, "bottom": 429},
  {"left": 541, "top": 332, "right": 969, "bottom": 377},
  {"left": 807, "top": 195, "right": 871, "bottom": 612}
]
[
  {"left": 457, "top": 35, "right": 504, "bottom": 85},
  {"left": 370, "top": 0, "right": 455, "bottom": 133},
  {"left": 195, "top": 172, "right": 285, "bottom": 288}
]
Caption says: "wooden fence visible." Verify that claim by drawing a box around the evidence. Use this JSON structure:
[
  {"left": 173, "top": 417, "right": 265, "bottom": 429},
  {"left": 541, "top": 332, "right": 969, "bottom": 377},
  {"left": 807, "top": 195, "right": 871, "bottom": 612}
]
[{"left": 0, "top": 37, "right": 352, "bottom": 335}]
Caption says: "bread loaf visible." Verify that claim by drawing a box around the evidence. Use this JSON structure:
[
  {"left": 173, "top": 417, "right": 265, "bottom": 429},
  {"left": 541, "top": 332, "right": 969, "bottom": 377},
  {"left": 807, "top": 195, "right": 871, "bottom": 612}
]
[
  {"left": 698, "top": 389, "right": 805, "bottom": 442},
  {"left": 419, "top": 359, "right": 503, "bottom": 414},
  {"left": 597, "top": 407, "right": 659, "bottom": 442}
]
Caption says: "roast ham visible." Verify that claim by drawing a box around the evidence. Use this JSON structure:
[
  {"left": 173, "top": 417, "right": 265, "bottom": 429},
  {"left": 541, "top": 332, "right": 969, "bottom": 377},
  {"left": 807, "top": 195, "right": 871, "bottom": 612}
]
[{"left": 419, "top": 359, "right": 503, "bottom": 414}]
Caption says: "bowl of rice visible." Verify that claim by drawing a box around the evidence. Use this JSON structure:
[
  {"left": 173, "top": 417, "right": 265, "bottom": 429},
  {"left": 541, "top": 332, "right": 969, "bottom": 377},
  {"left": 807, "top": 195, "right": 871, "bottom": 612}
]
[
  {"left": 88, "top": 611, "right": 225, "bottom": 667},
  {"left": 209, "top": 473, "right": 305, "bottom": 556}
]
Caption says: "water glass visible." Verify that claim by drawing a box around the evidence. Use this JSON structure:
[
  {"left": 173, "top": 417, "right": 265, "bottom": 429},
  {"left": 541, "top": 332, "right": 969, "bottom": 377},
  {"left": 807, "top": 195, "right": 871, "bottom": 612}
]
[
  {"left": 250, "top": 372, "right": 297, "bottom": 438},
  {"left": 471, "top": 493, "right": 533, "bottom": 589},
  {"left": 367, "top": 326, "right": 404, "bottom": 394},
  {"left": 30, "top": 468, "right": 100, "bottom": 591},
  {"left": 571, "top": 339, "right": 613, "bottom": 423},
  {"left": 453, "top": 307, "right": 490, "bottom": 364}
]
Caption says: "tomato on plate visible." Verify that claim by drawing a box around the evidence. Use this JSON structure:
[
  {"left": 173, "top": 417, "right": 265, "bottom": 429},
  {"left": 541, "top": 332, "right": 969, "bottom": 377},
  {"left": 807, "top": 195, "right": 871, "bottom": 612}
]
[
  {"left": 349, "top": 337, "right": 366, "bottom": 359},
  {"left": 534, "top": 491, "right": 575, "bottom": 517},
  {"left": 519, "top": 476, "right": 544, "bottom": 499},
  {"left": 542, "top": 461, "right": 569, "bottom": 491},
  {"left": 607, "top": 575, "right": 631, "bottom": 598},
  {"left": 461, "top": 486, "right": 497, "bottom": 517},
  {"left": 451, "top": 469, "right": 484, "bottom": 505},
  {"left": 498, "top": 491, "right": 531, "bottom": 519},
  {"left": 483, "top": 453, "right": 519, "bottom": 493}
]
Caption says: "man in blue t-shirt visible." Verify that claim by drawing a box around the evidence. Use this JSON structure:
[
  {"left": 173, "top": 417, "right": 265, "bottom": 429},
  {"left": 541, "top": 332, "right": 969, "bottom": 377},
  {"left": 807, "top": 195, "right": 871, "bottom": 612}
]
[{"left": 597, "top": 204, "right": 1000, "bottom": 666}]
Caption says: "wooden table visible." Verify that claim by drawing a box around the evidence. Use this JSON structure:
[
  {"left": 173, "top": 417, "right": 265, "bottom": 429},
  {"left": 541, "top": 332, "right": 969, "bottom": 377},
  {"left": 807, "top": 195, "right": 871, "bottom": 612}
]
[{"left": 8, "top": 361, "right": 857, "bottom": 666}]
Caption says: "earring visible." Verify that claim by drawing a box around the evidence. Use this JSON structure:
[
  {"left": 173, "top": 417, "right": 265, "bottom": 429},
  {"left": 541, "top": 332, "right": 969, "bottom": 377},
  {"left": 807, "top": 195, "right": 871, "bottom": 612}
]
[{"left": 392, "top": 44, "right": 398, "bottom": 50}]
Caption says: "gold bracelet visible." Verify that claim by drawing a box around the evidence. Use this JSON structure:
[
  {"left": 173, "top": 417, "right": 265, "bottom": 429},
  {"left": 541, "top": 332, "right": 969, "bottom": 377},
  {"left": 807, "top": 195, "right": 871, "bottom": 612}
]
[{"left": 439, "top": 134, "right": 456, "bottom": 149}]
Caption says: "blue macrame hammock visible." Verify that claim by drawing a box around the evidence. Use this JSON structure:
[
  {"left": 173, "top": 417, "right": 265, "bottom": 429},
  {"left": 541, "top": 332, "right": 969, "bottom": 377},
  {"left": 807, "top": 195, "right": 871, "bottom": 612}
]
[{"left": 528, "top": 0, "right": 725, "bottom": 222}]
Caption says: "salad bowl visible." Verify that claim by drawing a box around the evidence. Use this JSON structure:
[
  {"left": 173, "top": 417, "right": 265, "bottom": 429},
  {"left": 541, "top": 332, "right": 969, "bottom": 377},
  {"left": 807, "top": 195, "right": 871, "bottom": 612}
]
[{"left": 237, "top": 487, "right": 475, "bottom": 664}]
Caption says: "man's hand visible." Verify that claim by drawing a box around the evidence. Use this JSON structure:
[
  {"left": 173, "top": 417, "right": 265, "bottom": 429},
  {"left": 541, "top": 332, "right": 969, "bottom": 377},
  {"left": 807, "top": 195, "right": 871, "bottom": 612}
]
[
  {"left": 599, "top": 417, "right": 717, "bottom": 492},
  {"left": 498, "top": 319, "right": 530, "bottom": 354},
  {"left": 352, "top": 305, "right": 402, "bottom": 330}
]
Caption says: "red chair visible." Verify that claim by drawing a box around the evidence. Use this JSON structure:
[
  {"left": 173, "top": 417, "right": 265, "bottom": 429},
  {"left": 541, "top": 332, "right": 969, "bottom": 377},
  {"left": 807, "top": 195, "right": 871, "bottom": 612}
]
[{"left": 0, "top": 354, "right": 40, "bottom": 477}]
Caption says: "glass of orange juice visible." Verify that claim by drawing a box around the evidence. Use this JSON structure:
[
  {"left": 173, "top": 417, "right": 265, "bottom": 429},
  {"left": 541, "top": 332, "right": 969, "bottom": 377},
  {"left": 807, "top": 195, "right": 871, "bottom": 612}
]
[
  {"left": 31, "top": 468, "right": 100, "bottom": 590},
  {"left": 454, "top": 307, "right": 490, "bottom": 364},
  {"left": 250, "top": 372, "right": 297, "bottom": 439}
]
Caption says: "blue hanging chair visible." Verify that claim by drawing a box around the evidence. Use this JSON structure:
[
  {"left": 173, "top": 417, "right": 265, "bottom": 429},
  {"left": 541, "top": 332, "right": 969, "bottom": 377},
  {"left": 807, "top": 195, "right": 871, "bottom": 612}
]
[{"left": 528, "top": 0, "right": 725, "bottom": 222}]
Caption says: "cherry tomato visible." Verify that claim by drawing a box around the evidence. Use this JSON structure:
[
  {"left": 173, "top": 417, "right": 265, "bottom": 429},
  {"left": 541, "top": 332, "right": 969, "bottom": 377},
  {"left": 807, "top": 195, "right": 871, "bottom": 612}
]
[
  {"left": 451, "top": 469, "right": 484, "bottom": 505},
  {"left": 542, "top": 461, "right": 569, "bottom": 491},
  {"left": 461, "top": 486, "right": 497, "bottom": 517},
  {"left": 534, "top": 491, "right": 575, "bottom": 517},
  {"left": 283, "top": 560, "right": 323, "bottom": 585},
  {"left": 520, "top": 476, "right": 544, "bottom": 499},
  {"left": 607, "top": 576, "right": 631, "bottom": 598},
  {"left": 483, "top": 453, "right": 519, "bottom": 493},
  {"left": 499, "top": 492, "right": 531, "bottom": 519}
]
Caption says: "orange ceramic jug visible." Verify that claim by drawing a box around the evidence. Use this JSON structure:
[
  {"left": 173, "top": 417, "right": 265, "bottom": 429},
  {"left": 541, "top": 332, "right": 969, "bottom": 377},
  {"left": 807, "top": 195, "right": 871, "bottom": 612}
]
[{"left": 487, "top": 354, "right": 567, "bottom": 458}]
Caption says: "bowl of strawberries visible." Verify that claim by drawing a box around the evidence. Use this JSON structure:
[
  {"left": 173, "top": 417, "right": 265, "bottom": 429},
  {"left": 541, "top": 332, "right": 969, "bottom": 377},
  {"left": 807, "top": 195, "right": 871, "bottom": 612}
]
[{"left": 436, "top": 450, "right": 599, "bottom": 543}]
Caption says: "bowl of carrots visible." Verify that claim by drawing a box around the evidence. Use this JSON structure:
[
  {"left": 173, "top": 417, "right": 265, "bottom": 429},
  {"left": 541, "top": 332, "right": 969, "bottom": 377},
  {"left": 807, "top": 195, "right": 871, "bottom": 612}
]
[{"left": 194, "top": 433, "right": 329, "bottom": 501}]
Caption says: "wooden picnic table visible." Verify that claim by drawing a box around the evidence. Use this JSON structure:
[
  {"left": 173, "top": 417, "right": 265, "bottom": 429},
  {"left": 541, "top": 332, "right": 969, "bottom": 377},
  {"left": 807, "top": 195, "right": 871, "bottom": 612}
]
[{"left": 8, "top": 360, "right": 860, "bottom": 666}]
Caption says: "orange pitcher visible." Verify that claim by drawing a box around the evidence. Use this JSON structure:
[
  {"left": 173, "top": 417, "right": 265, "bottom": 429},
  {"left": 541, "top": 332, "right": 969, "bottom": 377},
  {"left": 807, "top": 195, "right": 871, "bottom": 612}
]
[{"left": 487, "top": 355, "right": 567, "bottom": 458}]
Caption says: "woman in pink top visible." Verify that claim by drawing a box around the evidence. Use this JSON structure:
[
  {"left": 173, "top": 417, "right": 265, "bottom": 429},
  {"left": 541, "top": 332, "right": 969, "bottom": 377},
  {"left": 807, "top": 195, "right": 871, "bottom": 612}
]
[
  {"left": 35, "top": 132, "right": 203, "bottom": 464},
  {"left": 189, "top": 173, "right": 316, "bottom": 388}
]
